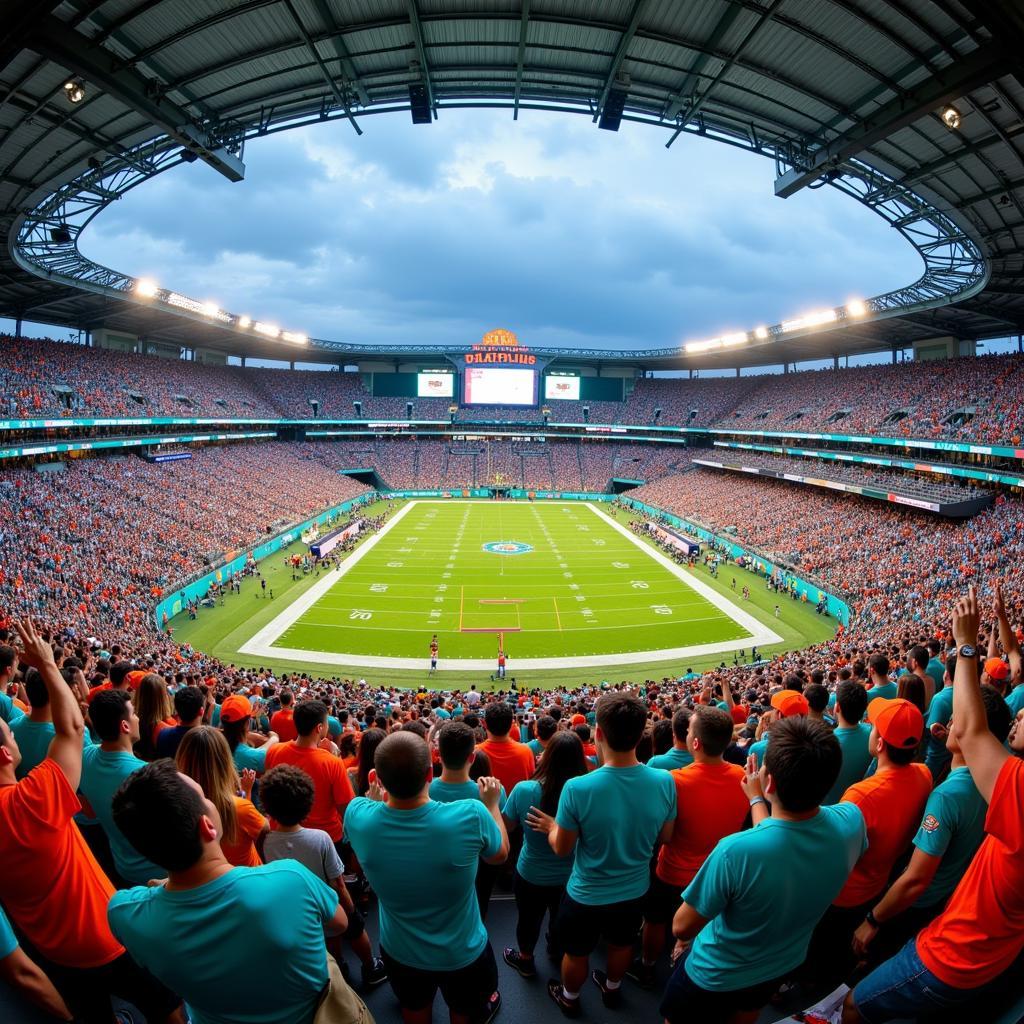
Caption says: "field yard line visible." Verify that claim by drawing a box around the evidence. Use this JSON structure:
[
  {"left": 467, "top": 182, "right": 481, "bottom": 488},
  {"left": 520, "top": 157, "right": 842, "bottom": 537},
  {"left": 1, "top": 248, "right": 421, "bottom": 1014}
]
[
  {"left": 553, "top": 596, "right": 562, "bottom": 631},
  {"left": 583, "top": 503, "right": 783, "bottom": 648},
  {"left": 240, "top": 500, "right": 784, "bottom": 671},
  {"left": 239, "top": 501, "right": 417, "bottom": 657}
]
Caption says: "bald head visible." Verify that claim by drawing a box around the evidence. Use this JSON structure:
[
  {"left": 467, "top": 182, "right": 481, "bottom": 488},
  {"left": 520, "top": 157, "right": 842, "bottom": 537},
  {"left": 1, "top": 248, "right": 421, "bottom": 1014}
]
[{"left": 375, "top": 731, "right": 431, "bottom": 799}]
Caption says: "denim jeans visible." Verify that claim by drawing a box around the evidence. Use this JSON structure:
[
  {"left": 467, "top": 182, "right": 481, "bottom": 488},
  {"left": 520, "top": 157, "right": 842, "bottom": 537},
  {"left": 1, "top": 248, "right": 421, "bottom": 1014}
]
[{"left": 852, "top": 938, "right": 969, "bottom": 1023}]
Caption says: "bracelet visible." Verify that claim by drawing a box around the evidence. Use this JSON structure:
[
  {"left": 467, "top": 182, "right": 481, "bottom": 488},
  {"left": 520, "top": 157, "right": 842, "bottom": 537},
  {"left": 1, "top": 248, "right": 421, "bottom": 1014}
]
[
  {"left": 749, "top": 796, "right": 767, "bottom": 808},
  {"left": 865, "top": 910, "right": 880, "bottom": 928}
]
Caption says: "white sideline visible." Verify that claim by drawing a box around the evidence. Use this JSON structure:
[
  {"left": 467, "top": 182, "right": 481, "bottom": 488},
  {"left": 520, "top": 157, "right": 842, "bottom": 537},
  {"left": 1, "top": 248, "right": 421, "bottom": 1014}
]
[{"left": 239, "top": 500, "right": 783, "bottom": 671}]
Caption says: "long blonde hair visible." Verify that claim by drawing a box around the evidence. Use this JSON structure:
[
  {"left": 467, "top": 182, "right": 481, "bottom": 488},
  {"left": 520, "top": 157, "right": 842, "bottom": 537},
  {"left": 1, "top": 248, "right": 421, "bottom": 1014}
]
[{"left": 176, "top": 725, "right": 240, "bottom": 844}]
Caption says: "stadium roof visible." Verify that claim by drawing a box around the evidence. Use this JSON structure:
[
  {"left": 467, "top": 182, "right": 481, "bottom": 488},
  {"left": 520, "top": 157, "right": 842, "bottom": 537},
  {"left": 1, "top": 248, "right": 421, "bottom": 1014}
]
[{"left": 1, "top": 0, "right": 1023, "bottom": 370}]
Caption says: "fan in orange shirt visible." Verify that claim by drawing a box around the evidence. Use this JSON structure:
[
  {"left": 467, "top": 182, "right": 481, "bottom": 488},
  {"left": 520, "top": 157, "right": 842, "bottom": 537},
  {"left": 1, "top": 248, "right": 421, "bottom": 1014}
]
[
  {"left": 477, "top": 702, "right": 537, "bottom": 794},
  {"left": 633, "top": 706, "right": 750, "bottom": 988},
  {"left": 270, "top": 690, "right": 298, "bottom": 742},
  {"left": 805, "top": 696, "right": 931, "bottom": 991},
  {"left": 0, "top": 618, "right": 180, "bottom": 1022},
  {"left": 844, "top": 585, "right": 1024, "bottom": 1024},
  {"left": 266, "top": 699, "right": 354, "bottom": 844}
]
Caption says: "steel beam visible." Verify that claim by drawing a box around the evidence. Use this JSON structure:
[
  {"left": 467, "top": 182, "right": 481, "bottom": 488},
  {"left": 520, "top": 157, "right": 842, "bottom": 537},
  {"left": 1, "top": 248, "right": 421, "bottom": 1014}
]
[
  {"left": 308, "top": 0, "right": 370, "bottom": 106},
  {"left": 405, "top": 0, "right": 435, "bottom": 115},
  {"left": 513, "top": 0, "right": 531, "bottom": 120},
  {"left": 27, "top": 14, "right": 245, "bottom": 182},
  {"left": 281, "top": 0, "right": 361, "bottom": 134},
  {"left": 593, "top": 0, "right": 649, "bottom": 122},
  {"left": 669, "top": 0, "right": 783, "bottom": 136},
  {"left": 775, "top": 45, "right": 1012, "bottom": 198}
]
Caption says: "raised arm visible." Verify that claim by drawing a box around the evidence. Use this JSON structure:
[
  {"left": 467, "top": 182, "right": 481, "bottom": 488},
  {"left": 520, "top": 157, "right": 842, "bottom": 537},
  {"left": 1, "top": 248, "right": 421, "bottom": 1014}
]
[
  {"left": 15, "top": 619, "right": 85, "bottom": 790},
  {"left": 951, "top": 586, "right": 1009, "bottom": 803},
  {"left": 993, "top": 583, "right": 1023, "bottom": 686}
]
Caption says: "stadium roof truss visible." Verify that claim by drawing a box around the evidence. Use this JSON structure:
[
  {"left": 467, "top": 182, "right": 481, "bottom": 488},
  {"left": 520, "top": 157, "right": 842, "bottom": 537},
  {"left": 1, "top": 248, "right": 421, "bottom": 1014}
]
[{"left": 1, "top": 0, "right": 1023, "bottom": 369}]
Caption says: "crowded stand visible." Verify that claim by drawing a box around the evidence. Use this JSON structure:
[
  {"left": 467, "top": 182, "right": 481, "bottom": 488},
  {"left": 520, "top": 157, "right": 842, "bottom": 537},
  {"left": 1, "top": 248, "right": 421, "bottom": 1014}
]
[
  {"left": 1, "top": 339, "right": 1023, "bottom": 1024},
  {"left": 6, "top": 334, "right": 1024, "bottom": 450},
  {"left": 698, "top": 451, "right": 983, "bottom": 505},
  {"left": 0, "top": 443, "right": 369, "bottom": 651}
]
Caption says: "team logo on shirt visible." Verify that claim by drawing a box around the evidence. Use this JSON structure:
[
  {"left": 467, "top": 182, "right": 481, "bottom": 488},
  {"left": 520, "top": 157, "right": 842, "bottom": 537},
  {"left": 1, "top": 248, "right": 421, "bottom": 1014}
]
[
  {"left": 921, "top": 814, "right": 940, "bottom": 833},
  {"left": 482, "top": 541, "right": 533, "bottom": 555}
]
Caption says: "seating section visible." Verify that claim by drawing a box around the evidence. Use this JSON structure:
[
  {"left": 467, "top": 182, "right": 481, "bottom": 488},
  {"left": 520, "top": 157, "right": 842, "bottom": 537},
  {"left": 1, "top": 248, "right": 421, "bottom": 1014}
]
[{"left": 5, "top": 334, "right": 1024, "bottom": 446}]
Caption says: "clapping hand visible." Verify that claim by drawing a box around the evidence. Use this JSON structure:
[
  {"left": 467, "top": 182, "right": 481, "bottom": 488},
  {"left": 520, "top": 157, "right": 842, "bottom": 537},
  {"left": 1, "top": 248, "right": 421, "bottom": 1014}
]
[
  {"left": 952, "top": 586, "right": 980, "bottom": 648},
  {"left": 477, "top": 776, "right": 503, "bottom": 810},
  {"left": 239, "top": 768, "right": 256, "bottom": 799},
  {"left": 14, "top": 617, "right": 57, "bottom": 671},
  {"left": 740, "top": 754, "right": 763, "bottom": 801}
]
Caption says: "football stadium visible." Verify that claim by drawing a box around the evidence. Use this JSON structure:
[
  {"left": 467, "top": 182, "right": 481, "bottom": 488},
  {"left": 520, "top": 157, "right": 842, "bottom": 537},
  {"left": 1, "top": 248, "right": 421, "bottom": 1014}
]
[{"left": 1, "top": 3, "right": 1023, "bottom": 1024}]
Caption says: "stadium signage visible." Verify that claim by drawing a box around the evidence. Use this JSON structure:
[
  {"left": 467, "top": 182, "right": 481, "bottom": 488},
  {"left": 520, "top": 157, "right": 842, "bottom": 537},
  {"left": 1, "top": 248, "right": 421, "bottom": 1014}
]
[{"left": 464, "top": 329, "right": 537, "bottom": 366}]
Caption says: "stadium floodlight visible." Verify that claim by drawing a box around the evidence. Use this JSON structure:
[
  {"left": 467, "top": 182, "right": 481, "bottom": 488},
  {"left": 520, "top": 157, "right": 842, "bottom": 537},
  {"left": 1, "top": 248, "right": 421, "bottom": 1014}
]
[
  {"left": 754, "top": 326, "right": 769, "bottom": 340},
  {"left": 282, "top": 331, "right": 308, "bottom": 344},
  {"left": 721, "top": 332, "right": 747, "bottom": 347},
  {"left": 781, "top": 309, "right": 837, "bottom": 332},
  {"left": 253, "top": 322, "right": 280, "bottom": 338},
  {"left": 63, "top": 80, "right": 85, "bottom": 103},
  {"left": 846, "top": 299, "right": 868, "bottom": 317},
  {"left": 685, "top": 338, "right": 723, "bottom": 354},
  {"left": 134, "top": 278, "right": 159, "bottom": 298},
  {"left": 236, "top": 316, "right": 251, "bottom": 329},
  {"left": 201, "top": 302, "right": 220, "bottom": 318},
  {"left": 941, "top": 105, "right": 961, "bottom": 130}
]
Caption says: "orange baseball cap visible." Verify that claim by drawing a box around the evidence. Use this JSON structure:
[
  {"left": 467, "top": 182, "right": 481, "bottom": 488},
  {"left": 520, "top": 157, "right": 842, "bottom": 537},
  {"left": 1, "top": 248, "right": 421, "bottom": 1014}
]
[
  {"left": 770, "top": 690, "right": 809, "bottom": 718},
  {"left": 126, "top": 670, "right": 148, "bottom": 690},
  {"left": 571, "top": 713, "right": 587, "bottom": 726},
  {"left": 984, "top": 657, "right": 1009, "bottom": 681},
  {"left": 219, "top": 694, "right": 253, "bottom": 723},
  {"left": 867, "top": 697, "right": 923, "bottom": 749}
]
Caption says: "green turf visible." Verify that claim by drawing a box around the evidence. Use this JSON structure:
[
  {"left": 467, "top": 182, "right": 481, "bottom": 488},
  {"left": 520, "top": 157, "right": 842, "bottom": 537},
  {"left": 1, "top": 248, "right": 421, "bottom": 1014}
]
[
  {"left": 172, "top": 499, "right": 837, "bottom": 688},
  {"left": 277, "top": 501, "right": 747, "bottom": 659}
]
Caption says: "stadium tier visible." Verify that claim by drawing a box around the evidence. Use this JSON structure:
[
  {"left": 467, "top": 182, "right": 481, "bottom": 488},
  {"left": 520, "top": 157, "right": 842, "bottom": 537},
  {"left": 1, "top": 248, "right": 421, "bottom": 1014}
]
[{"left": 3, "top": 3, "right": 1024, "bottom": 1024}]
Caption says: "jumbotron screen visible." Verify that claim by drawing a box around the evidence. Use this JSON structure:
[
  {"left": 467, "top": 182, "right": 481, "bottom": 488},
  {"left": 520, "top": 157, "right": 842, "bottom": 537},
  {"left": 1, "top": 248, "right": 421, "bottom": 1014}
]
[
  {"left": 544, "top": 374, "right": 581, "bottom": 400},
  {"left": 417, "top": 372, "right": 454, "bottom": 398},
  {"left": 462, "top": 367, "right": 537, "bottom": 406}
]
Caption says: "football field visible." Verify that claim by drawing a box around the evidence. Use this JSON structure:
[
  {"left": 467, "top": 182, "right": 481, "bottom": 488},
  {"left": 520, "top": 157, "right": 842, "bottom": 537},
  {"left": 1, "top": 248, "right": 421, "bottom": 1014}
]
[{"left": 240, "top": 501, "right": 782, "bottom": 670}]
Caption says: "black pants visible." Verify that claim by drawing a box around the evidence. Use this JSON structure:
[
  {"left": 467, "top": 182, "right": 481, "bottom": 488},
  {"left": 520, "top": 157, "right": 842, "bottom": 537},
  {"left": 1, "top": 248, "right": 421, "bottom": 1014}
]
[
  {"left": 513, "top": 871, "right": 564, "bottom": 955},
  {"left": 45, "top": 952, "right": 180, "bottom": 1024},
  {"left": 802, "top": 899, "right": 873, "bottom": 993},
  {"left": 476, "top": 858, "right": 499, "bottom": 920}
]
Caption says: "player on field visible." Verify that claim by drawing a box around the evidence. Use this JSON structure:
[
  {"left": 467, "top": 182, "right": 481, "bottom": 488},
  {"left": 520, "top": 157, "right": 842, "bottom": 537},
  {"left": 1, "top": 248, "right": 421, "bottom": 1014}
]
[{"left": 429, "top": 635, "right": 439, "bottom": 675}]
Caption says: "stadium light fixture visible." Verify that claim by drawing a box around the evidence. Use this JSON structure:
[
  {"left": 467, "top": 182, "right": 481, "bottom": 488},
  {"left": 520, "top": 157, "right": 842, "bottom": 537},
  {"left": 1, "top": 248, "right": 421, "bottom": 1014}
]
[
  {"left": 201, "top": 302, "right": 220, "bottom": 318},
  {"left": 846, "top": 299, "right": 868, "bottom": 317},
  {"left": 63, "top": 80, "right": 85, "bottom": 103},
  {"left": 685, "top": 338, "right": 723, "bottom": 354},
  {"left": 781, "top": 309, "right": 837, "bottom": 332},
  {"left": 253, "top": 322, "right": 280, "bottom": 338},
  {"left": 721, "top": 332, "right": 747, "bottom": 347},
  {"left": 236, "top": 316, "right": 251, "bottom": 329},
  {"left": 941, "top": 105, "right": 961, "bottom": 130},
  {"left": 282, "top": 331, "right": 308, "bottom": 344},
  {"left": 754, "top": 326, "right": 769, "bottom": 340},
  {"left": 134, "top": 278, "right": 159, "bottom": 298}
]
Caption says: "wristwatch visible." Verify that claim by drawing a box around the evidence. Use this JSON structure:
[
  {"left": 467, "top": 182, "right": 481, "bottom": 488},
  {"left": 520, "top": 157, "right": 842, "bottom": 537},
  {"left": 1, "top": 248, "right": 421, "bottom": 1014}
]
[
  {"left": 957, "top": 644, "right": 977, "bottom": 658},
  {"left": 865, "top": 910, "right": 880, "bottom": 929}
]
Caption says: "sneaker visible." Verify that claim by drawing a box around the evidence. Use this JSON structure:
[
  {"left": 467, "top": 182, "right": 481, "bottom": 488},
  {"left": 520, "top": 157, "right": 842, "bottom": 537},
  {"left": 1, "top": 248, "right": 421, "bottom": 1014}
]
[
  {"left": 625, "top": 957, "right": 657, "bottom": 990},
  {"left": 591, "top": 969, "right": 623, "bottom": 1009},
  {"left": 478, "top": 990, "right": 501, "bottom": 1024},
  {"left": 547, "top": 980, "right": 581, "bottom": 1019},
  {"left": 503, "top": 947, "right": 537, "bottom": 978},
  {"left": 361, "top": 956, "right": 388, "bottom": 988}
]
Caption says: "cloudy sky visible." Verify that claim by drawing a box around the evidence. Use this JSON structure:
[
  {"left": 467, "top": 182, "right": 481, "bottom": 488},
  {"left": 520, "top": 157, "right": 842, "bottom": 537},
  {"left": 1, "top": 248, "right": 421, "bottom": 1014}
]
[{"left": 69, "top": 110, "right": 927, "bottom": 361}]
